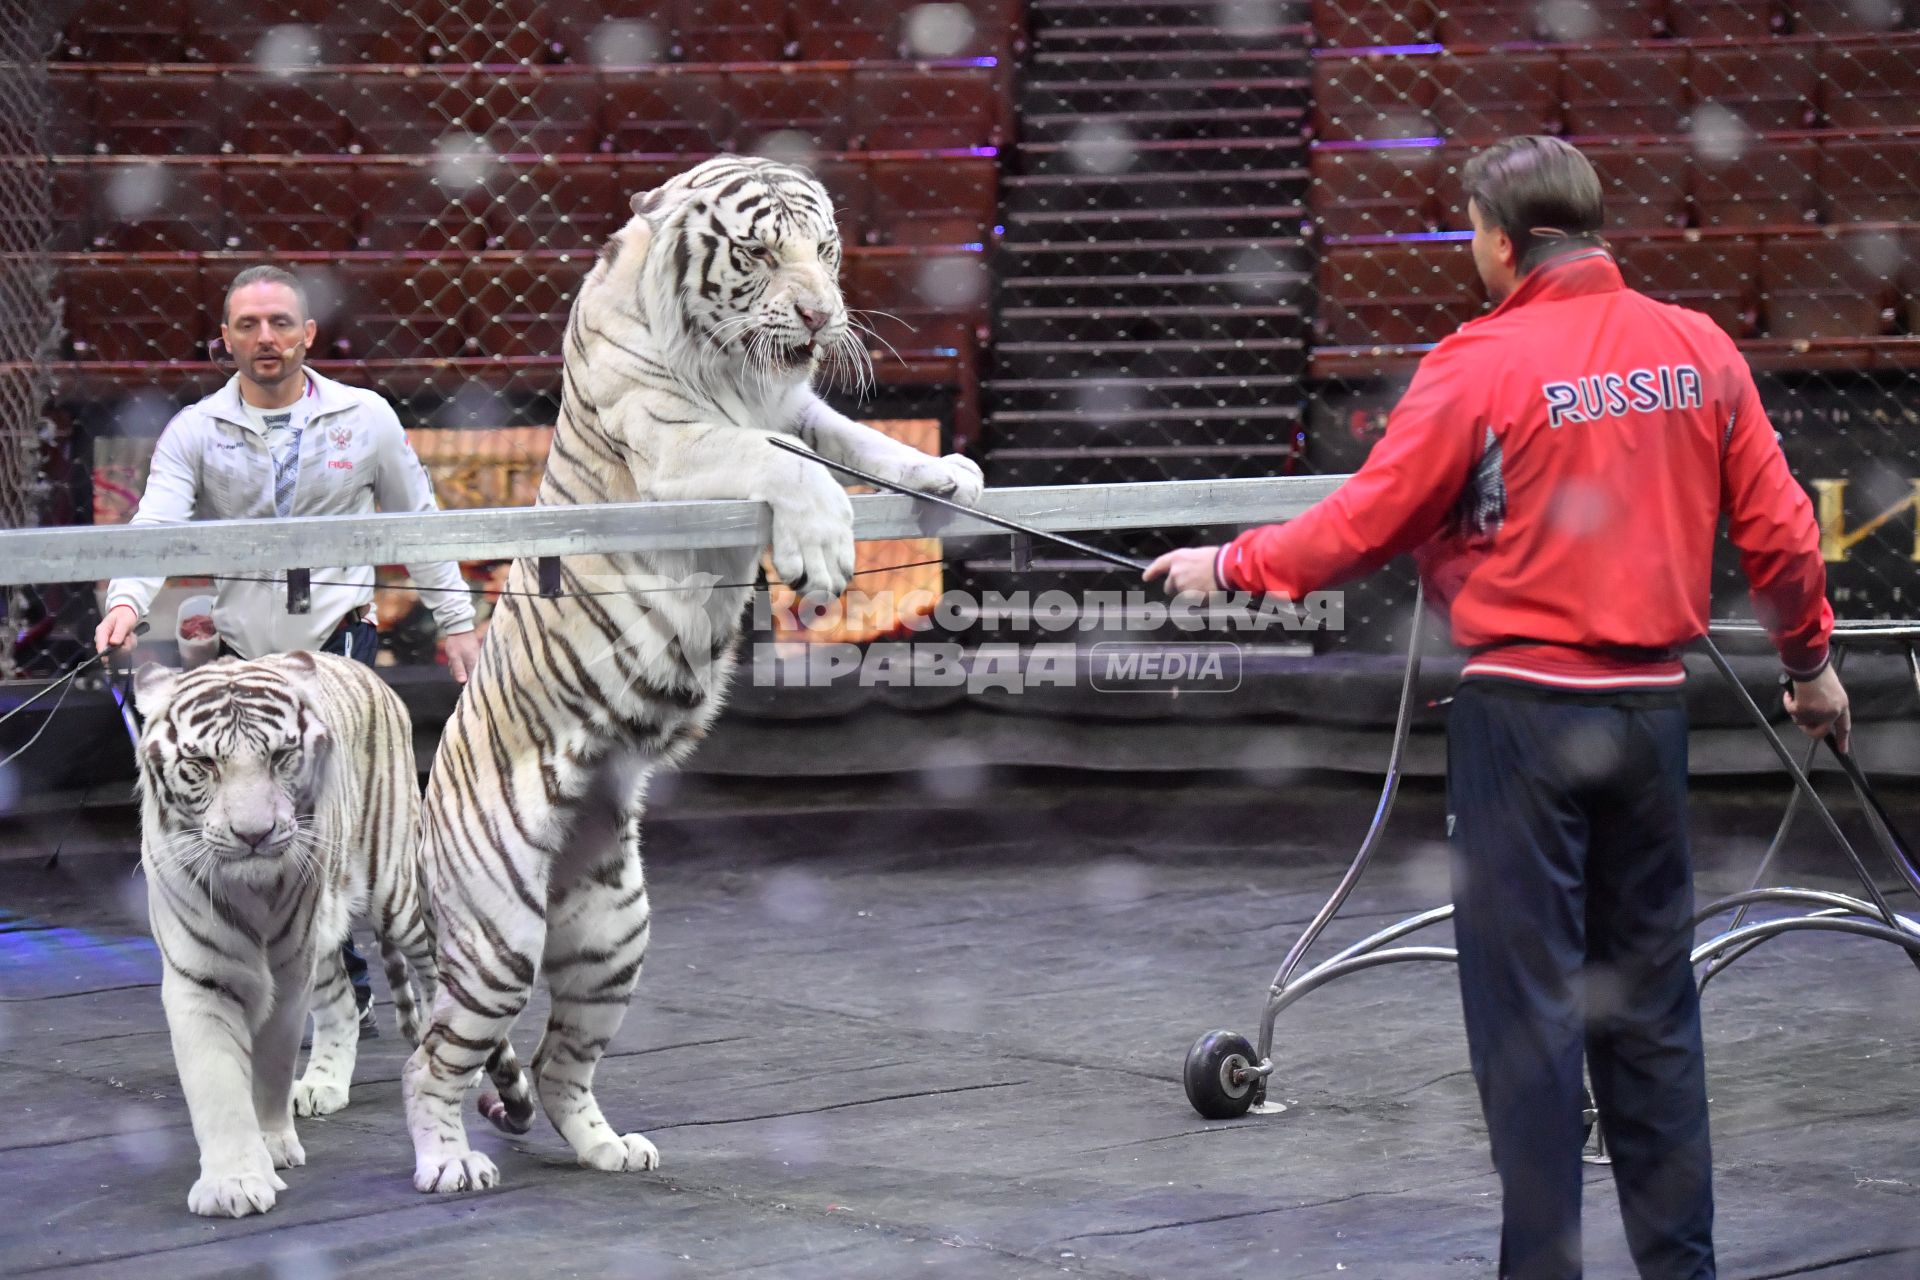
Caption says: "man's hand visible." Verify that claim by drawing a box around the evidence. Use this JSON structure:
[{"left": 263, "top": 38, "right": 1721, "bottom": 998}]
[
  {"left": 1143, "top": 546, "right": 1222, "bottom": 596},
  {"left": 1784, "top": 665, "right": 1851, "bottom": 754},
  {"left": 443, "top": 629, "right": 481, "bottom": 684},
  {"left": 95, "top": 604, "right": 142, "bottom": 657}
]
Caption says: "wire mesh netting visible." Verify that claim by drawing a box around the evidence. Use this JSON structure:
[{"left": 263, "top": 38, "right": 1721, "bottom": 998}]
[
  {"left": 15, "top": 0, "right": 1920, "bottom": 669},
  {"left": 1304, "top": 0, "right": 1920, "bottom": 644},
  {"left": 38, "top": 1, "right": 1019, "bottom": 664}
]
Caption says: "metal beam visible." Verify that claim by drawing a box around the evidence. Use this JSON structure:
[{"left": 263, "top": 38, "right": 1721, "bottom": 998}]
[{"left": 0, "top": 475, "right": 1345, "bottom": 586}]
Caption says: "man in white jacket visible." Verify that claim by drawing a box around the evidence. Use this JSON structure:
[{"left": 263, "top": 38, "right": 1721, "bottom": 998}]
[
  {"left": 96, "top": 264, "right": 481, "bottom": 1039},
  {"left": 94, "top": 264, "right": 481, "bottom": 677}
]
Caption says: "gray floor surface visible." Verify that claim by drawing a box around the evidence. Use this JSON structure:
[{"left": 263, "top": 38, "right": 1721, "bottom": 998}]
[{"left": 1, "top": 775, "right": 1916, "bottom": 1279}]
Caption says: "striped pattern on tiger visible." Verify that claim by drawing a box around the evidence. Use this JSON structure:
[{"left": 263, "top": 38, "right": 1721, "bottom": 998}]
[
  {"left": 402, "top": 155, "right": 982, "bottom": 1193},
  {"left": 136, "top": 651, "right": 436, "bottom": 1217}
]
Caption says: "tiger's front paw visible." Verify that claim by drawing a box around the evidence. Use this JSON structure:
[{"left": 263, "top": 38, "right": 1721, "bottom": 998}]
[
  {"left": 578, "top": 1132, "right": 661, "bottom": 1172},
  {"left": 908, "top": 453, "right": 983, "bottom": 508},
  {"left": 414, "top": 1150, "right": 499, "bottom": 1194},
  {"left": 769, "top": 475, "right": 855, "bottom": 599},
  {"left": 188, "top": 1168, "right": 285, "bottom": 1218},
  {"left": 293, "top": 1075, "right": 349, "bottom": 1117},
  {"left": 261, "top": 1127, "right": 306, "bottom": 1170}
]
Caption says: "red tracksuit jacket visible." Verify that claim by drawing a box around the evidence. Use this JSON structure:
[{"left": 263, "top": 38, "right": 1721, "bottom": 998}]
[{"left": 1216, "top": 248, "right": 1832, "bottom": 691}]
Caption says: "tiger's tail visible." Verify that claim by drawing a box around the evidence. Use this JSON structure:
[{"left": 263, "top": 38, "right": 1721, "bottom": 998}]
[{"left": 476, "top": 1040, "right": 536, "bottom": 1135}]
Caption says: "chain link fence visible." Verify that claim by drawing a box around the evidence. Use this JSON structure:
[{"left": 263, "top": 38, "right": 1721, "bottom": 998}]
[
  {"left": 45, "top": 1, "right": 1017, "bottom": 664},
  {"left": 25, "top": 0, "right": 1920, "bottom": 666},
  {"left": 1307, "top": 0, "right": 1920, "bottom": 646}
]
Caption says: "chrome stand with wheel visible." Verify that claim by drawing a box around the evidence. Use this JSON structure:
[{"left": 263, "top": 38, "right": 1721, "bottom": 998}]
[{"left": 1183, "top": 616, "right": 1920, "bottom": 1123}]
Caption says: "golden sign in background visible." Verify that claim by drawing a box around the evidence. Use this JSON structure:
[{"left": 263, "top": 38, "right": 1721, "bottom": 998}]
[{"left": 93, "top": 421, "right": 945, "bottom": 647}]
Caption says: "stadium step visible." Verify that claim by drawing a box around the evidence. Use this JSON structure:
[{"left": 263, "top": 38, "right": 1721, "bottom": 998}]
[
  {"left": 997, "top": 304, "right": 1306, "bottom": 344},
  {"left": 1021, "top": 77, "right": 1312, "bottom": 116},
  {"left": 987, "top": 10, "right": 1315, "bottom": 489},
  {"left": 1020, "top": 105, "right": 1309, "bottom": 144},
  {"left": 1002, "top": 170, "right": 1309, "bottom": 216},
  {"left": 998, "top": 207, "right": 1308, "bottom": 244},
  {"left": 992, "top": 338, "right": 1307, "bottom": 381},
  {"left": 987, "top": 374, "right": 1306, "bottom": 414},
  {"left": 1001, "top": 238, "right": 1310, "bottom": 278},
  {"left": 1014, "top": 135, "right": 1306, "bottom": 178},
  {"left": 1033, "top": 23, "right": 1316, "bottom": 54},
  {"left": 1026, "top": 49, "right": 1313, "bottom": 81},
  {"left": 1002, "top": 271, "right": 1308, "bottom": 309}
]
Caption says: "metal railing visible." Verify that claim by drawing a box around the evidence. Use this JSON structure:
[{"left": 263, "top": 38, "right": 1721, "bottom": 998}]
[{"left": 0, "top": 474, "right": 1344, "bottom": 589}]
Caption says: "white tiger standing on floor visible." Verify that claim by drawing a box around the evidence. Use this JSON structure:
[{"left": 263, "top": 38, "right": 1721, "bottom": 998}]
[
  {"left": 402, "top": 155, "right": 982, "bottom": 1192},
  {"left": 137, "top": 651, "right": 437, "bottom": 1217}
]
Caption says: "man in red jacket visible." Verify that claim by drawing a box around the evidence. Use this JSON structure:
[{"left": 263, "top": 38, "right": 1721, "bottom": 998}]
[{"left": 1147, "top": 136, "right": 1848, "bottom": 1279}]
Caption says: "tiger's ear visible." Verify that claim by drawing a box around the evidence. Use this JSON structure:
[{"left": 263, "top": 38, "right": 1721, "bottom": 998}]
[
  {"left": 133, "top": 662, "right": 180, "bottom": 720},
  {"left": 630, "top": 184, "right": 693, "bottom": 231}
]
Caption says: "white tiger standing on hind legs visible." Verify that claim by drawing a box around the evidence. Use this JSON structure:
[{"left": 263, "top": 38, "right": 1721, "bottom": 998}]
[
  {"left": 403, "top": 155, "right": 983, "bottom": 1192},
  {"left": 136, "top": 651, "right": 436, "bottom": 1217}
]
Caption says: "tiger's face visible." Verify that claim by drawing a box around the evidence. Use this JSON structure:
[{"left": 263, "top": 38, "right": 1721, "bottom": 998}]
[
  {"left": 634, "top": 157, "right": 859, "bottom": 388},
  {"left": 135, "top": 661, "right": 332, "bottom": 885}
]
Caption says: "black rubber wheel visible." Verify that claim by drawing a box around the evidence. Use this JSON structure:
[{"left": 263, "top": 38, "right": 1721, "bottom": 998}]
[{"left": 1183, "top": 1029, "right": 1260, "bottom": 1120}]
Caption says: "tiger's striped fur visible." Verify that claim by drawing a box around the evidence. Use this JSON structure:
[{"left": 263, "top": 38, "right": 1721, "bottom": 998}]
[
  {"left": 136, "top": 651, "right": 436, "bottom": 1217},
  {"left": 402, "top": 155, "right": 982, "bottom": 1193}
]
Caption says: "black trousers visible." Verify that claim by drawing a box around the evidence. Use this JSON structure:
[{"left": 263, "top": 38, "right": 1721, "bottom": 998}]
[{"left": 1447, "top": 681, "right": 1715, "bottom": 1280}]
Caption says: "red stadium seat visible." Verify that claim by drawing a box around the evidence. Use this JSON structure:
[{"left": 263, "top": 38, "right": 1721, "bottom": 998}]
[
  {"left": 728, "top": 70, "right": 855, "bottom": 154},
  {"left": 1688, "top": 46, "right": 1819, "bottom": 135},
  {"left": 220, "top": 161, "right": 360, "bottom": 253},
  {"left": 486, "top": 161, "right": 627, "bottom": 251},
  {"left": 671, "top": 0, "right": 791, "bottom": 63},
  {"left": 1612, "top": 235, "right": 1760, "bottom": 338},
  {"left": 865, "top": 157, "right": 997, "bottom": 245},
  {"left": 1760, "top": 230, "right": 1900, "bottom": 339},
  {"left": 456, "top": 260, "right": 588, "bottom": 359},
  {"left": 787, "top": 0, "right": 899, "bottom": 61},
  {"left": 181, "top": 1, "right": 417, "bottom": 64},
  {"left": 482, "top": 73, "right": 603, "bottom": 154},
  {"left": 222, "top": 72, "right": 356, "bottom": 157},
  {"left": 1312, "top": 55, "right": 1437, "bottom": 143},
  {"left": 60, "top": 0, "right": 190, "bottom": 62},
  {"left": 327, "top": 259, "right": 465, "bottom": 360},
  {"left": 91, "top": 71, "right": 225, "bottom": 156},
  {"left": 48, "top": 162, "right": 93, "bottom": 251},
  {"left": 849, "top": 69, "right": 1004, "bottom": 151},
  {"left": 1693, "top": 140, "right": 1819, "bottom": 229},
  {"left": 1819, "top": 40, "right": 1920, "bottom": 131},
  {"left": 1789, "top": 1, "right": 1909, "bottom": 34},
  {"left": 1312, "top": 146, "right": 1441, "bottom": 238},
  {"left": 1819, "top": 137, "right": 1920, "bottom": 223},
  {"left": 1562, "top": 49, "right": 1688, "bottom": 138},
  {"left": 1312, "top": 0, "right": 1437, "bottom": 47},
  {"left": 423, "top": 0, "right": 556, "bottom": 66},
  {"left": 809, "top": 157, "right": 875, "bottom": 245},
  {"left": 61, "top": 262, "right": 205, "bottom": 362},
  {"left": 602, "top": 74, "right": 731, "bottom": 155},
  {"left": 45, "top": 72, "right": 91, "bottom": 156},
  {"left": 1664, "top": 0, "right": 1787, "bottom": 38},
  {"left": 1317, "top": 242, "right": 1483, "bottom": 345},
  {"left": 1427, "top": 51, "right": 1560, "bottom": 144},
  {"left": 352, "top": 162, "right": 495, "bottom": 252},
  {"left": 1584, "top": 143, "right": 1691, "bottom": 231},
  {"left": 1434, "top": 1, "right": 1541, "bottom": 45},
  {"left": 339, "top": 74, "right": 493, "bottom": 156},
  {"left": 87, "top": 160, "right": 222, "bottom": 251}
]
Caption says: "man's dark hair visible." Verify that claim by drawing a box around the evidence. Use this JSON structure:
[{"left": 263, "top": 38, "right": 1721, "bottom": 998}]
[
  {"left": 1461, "top": 136, "right": 1605, "bottom": 271},
  {"left": 222, "top": 264, "right": 308, "bottom": 325}
]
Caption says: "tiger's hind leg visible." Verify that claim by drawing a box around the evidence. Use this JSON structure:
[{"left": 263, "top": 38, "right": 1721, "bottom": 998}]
[
  {"left": 375, "top": 870, "right": 439, "bottom": 1046},
  {"left": 402, "top": 882, "right": 545, "bottom": 1194},
  {"left": 534, "top": 808, "right": 658, "bottom": 1172},
  {"left": 294, "top": 944, "right": 359, "bottom": 1117}
]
